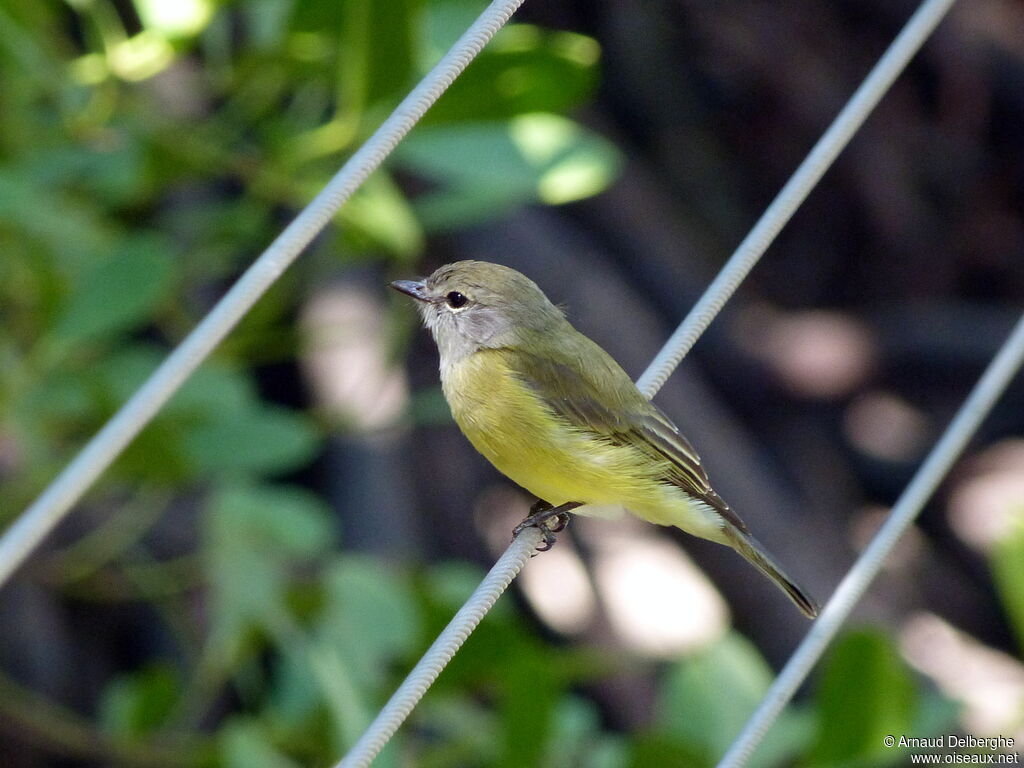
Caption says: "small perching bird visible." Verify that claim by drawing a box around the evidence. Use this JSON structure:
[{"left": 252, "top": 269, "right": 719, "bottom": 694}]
[{"left": 392, "top": 261, "right": 818, "bottom": 618}]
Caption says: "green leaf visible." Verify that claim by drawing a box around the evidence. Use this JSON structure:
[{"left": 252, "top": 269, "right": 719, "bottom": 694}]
[
  {"left": 92, "top": 345, "right": 165, "bottom": 403},
  {"left": 416, "top": 693, "right": 501, "bottom": 765},
  {"left": 52, "top": 234, "right": 176, "bottom": 345},
  {"left": 168, "top": 362, "right": 259, "bottom": 420},
  {"left": 86, "top": 345, "right": 318, "bottom": 481},
  {"left": 419, "top": 0, "right": 482, "bottom": 58},
  {"left": 417, "top": 561, "right": 595, "bottom": 768},
  {"left": 544, "top": 696, "right": 630, "bottom": 768},
  {"left": 182, "top": 405, "right": 320, "bottom": 476},
  {"left": 338, "top": 0, "right": 419, "bottom": 119},
  {"left": 422, "top": 24, "right": 600, "bottom": 124},
  {"left": 810, "top": 628, "right": 917, "bottom": 766},
  {"left": 208, "top": 483, "right": 334, "bottom": 561},
  {"left": 628, "top": 733, "right": 709, "bottom": 768},
  {"left": 586, "top": 738, "right": 631, "bottom": 768},
  {"left": 16, "top": 141, "right": 149, "bottom": 209},
  {"left": 336, "top": 172, "right": 424, "bottom": 259},
  {"left": 289, "top": 0, "right": 344, "bottom": 33},
  {"left": 656, "top": 633, "right": 812, "bottom": 768},
  {"left": 397, "top": 114, "right": 621, "bottom": 229},
  {"left": 990, "top": 518, "right": 1024, "bottom": 656},
  {"left": 306, "top": 560, "right": 423, "bottom": 760},
  {"left": 0, "top": 170, "right": 112, "bottom": 263},
  {"left": 266, "top": 652, "right": 322, "bottom": 732},
  {"left": 17, "top": 373, "right": 93, "bottom": 424},
  {"left": 133, "top": 0, "right": 214, "bottom": 39},
  {"left": 240, "top": 0, "right": 295, "bottom": 51},
  {"left": 99, "top": 663, "right": 179, "bottom": 738},
  {"left": 204, "top": 484, "right": 334, "bottom": 662},
  {"left": 219, "top": 717, "right": 303, "bottom": 768},
  {"left": 315, "top": 556, "right": 420, "bottom": 691}
]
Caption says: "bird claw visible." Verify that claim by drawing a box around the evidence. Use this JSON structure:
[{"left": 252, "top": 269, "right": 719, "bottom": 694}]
[
  {"left": 534, "top": 528, "right": 558, "bottom": 552},
  {"left": 512, "top": 500, "right": 581, "bottom": 553}
]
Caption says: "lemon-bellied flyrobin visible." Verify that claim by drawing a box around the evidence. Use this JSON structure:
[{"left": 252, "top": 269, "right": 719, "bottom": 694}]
[{"left": 392, "top": 261, "right": 818, "bottom": 618}]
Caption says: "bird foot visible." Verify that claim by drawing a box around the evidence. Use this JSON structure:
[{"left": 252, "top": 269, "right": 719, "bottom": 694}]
[{"left": 513, "top": 500, "right": 582, "bottom": 552}]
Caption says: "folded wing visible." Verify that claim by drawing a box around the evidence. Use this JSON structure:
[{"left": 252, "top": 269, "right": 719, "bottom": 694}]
[{"left": 505, "top": 342, "right": 749, "bottom": 534}]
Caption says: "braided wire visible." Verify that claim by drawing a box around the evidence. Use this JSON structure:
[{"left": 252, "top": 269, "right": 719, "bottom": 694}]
[
  {"left": 4, "top": 1, "right": 982, "bottom": 767},
  {"left": 636, "top": 0, "right": 959, "bottom": 398},
  {"left": 717, "top": 313, "right": 1024, "bottom": 767},
  {"left": 336, "top": 528, "right": 542, "bottom": 768},
  {"left": 0, "top": 0, "right": 527, "bottom": 589},
  {"left": 337, "top": 1, "right": 965, "bottom": 764}
]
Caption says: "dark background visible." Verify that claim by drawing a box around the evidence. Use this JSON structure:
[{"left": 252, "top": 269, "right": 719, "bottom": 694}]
[{"left": 1, "top": 0, "right": 1022, "bottom": 765}]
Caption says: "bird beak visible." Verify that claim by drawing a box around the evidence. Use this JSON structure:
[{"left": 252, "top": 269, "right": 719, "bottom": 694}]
[{"left": 390, "top": 279, "right": 429, "bottom": 302}]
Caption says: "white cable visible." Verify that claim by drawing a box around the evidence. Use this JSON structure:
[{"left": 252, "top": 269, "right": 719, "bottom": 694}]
[
  {"left": 636, "top": 0, "right": 959, "bottom": 398},
  {"left": 336, "top": 1, "right": 962, "bottom": 763},
  {"left": 336, "top": 526, "right": 542, "bottom": 768},
  {"left": 717, "top": 312, "right": 1024, "bottom": 768},
  {"left": 3, "top": 0, "right": 963, "bottom": 762},
  {"left": 0, "top": 0, "right": 528, "bottom": 589}
]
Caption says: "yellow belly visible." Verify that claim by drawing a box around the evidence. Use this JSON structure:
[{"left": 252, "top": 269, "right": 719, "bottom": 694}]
[{"left": 440, "top": 349, "right": 724, "bottom": 541}]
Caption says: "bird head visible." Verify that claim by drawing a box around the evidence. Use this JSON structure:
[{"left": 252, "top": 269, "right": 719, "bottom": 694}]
[{"left": 391, "top": 260, "right": 565, "bottom": 364}]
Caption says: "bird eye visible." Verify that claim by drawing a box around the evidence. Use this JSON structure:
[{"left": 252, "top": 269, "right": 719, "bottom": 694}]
[{"left": 446, "top": 291, "right": 468, "bottom": 309}]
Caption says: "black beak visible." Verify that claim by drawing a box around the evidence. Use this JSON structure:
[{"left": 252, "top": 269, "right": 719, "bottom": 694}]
[{"left": 390, "top": 279, "right": 429, "bottom": 302}]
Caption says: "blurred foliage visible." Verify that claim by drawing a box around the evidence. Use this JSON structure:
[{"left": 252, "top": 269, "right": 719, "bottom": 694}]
[
  {"left": 0, "top": 0, "right": 618, "bottom": 525},
  {"left": 0, "top": 0, "right": 1008, "bottom": 766},
  {"left": 990, "top": 517, "right": 1024, "bottom": 657}
]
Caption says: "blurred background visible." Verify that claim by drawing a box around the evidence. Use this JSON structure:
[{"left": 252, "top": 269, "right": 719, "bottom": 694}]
[{"left": 1, "top": 0, "right": 1023, "bottom": 765}]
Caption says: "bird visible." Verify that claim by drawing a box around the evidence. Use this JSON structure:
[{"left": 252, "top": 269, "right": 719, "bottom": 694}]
[{"left": 391, "top": 260, "right": 818, "bottom": 618}]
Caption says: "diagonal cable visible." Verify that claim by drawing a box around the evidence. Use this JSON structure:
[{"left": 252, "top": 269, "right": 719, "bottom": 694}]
[
  {"left": 0, "top": 0, "right": 528, "bottom": 589},
  {"left": 637, "top": 0, "right": 959, "bottom": 397},
  {"left": 717, "top": 312, "right": 1024, "bottom": 768},
  {"left": 337, "top": 0, "right": 959, "bottom": 763},
  {"left": 336, "top": 527, "right": 543, "bottom": 768}
]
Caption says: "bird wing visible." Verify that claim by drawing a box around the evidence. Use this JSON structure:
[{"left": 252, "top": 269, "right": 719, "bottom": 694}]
[{"left": 505, "top": 341, "right": 748, "bottom": 533}]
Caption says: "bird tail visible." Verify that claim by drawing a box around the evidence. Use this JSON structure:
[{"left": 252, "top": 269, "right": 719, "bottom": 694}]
[{"left": 722, "top": 526, "right": 819, "bottom": 619}]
